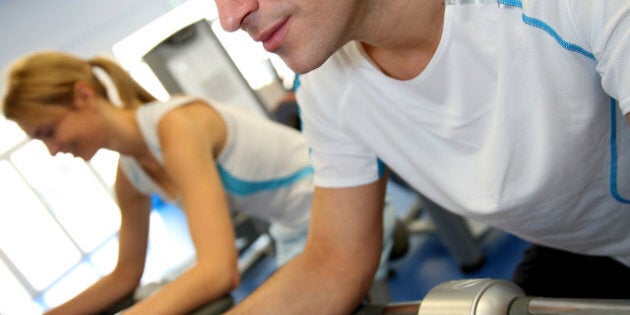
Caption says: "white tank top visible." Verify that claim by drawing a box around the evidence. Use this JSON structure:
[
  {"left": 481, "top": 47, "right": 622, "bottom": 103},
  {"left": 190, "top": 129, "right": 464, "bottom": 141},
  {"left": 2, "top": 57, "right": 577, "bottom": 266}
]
[{"left": 119, "top": 96, "right": 312, "bottom": 230}]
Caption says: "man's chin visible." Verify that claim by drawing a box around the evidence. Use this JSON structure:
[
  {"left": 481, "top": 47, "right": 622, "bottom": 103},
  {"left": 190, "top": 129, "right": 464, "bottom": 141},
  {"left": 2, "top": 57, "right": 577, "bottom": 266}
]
[{"left": 285, "top": 57, "right": 326, "bottom": 75}]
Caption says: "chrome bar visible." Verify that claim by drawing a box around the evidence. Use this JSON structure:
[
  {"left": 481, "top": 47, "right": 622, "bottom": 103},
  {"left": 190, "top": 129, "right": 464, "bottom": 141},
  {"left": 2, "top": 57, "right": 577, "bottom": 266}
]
[{"left": 526, "top": 297, "right": 630, "bottom": 314}]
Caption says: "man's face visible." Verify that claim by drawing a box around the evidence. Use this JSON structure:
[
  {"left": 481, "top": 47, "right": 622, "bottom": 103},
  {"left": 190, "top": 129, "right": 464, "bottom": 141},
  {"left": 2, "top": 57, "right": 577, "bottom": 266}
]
[{"left": 215, "top": 0, "right": 358, "bottom": 74}]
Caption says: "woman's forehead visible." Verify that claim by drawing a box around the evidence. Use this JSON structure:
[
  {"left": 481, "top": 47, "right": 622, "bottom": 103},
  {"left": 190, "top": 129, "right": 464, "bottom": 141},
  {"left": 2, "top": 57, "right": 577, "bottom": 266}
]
[{"left": 15, "top": 105, "right": 68, "bottom": 133}]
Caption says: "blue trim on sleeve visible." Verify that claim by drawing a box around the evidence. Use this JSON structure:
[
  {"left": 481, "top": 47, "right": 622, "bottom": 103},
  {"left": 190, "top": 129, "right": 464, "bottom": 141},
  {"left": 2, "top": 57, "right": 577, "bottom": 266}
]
[
  {"left": 377, "top": 158, "right": 386, "bottom": 178},
  {"left": 500, "top": 0, "right": 594, "bottom": 60},
  {"left": 293, "top": 75, "right": 303, "bottom": 130},
  {"left": 293, "top": 75, "right": 301, "bottom": 91},
  {"left": 514, "top": 7, "right": 629, "bottom": 203},
  {"left": 520, "top": 15, "right": 595, "bottom": 60},
  {"left": 609, "top": 99, "right": 630, "bottom": 203},
  {"left": 497, "top": 0, "right": 522, "bottom": 8},
  {"left": 217, "top": 164, "right": 314, "bottom": 196}
]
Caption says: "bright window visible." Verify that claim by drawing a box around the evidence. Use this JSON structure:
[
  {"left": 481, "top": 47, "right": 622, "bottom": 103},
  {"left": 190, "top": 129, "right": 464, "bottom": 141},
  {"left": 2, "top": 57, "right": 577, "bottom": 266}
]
[
  {"left": 10, "top": 142, "right": 121, "bottom": 253},
  {"left": 0, "top": 123, "right": 194, "bottom": 312},
  {"left": 0, "top": 160, "right": 81, "bottom": 291},
  {"left": 0, "top": 118, "right": 27, "bottom": 154},
  {"left": 0, "top": 260, "right": 43, "bottom": 315},
  {"left": 0, "top": 133, "right": 122, "bottom": 310}
]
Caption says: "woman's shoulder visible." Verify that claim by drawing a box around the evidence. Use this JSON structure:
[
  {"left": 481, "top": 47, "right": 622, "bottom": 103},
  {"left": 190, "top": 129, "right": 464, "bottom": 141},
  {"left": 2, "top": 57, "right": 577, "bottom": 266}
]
[
  {"left": 157, "top": 96, "right": 226, "bottom": 147},
  {"left": 140, "top": 96, "right": 210, "bottom": 124}
]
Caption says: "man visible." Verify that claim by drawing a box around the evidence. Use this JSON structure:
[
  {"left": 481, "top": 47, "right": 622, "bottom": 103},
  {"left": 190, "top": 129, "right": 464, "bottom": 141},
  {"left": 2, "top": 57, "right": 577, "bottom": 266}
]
[{"left": 215, "top": 0, "right": 630, "bottom": 314}]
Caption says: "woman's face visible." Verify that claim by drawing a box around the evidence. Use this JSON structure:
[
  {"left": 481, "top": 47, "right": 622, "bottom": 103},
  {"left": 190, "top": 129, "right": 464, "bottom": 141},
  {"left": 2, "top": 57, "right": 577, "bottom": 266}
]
[{"left": 17, "top": 103, "right": 106, "bottom": 161}]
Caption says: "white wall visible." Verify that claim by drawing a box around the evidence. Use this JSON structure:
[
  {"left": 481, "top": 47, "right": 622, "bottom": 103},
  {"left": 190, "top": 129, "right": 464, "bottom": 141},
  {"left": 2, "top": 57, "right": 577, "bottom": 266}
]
[{"left": 0, "top": 0, "right": 180, "bottom": 97}]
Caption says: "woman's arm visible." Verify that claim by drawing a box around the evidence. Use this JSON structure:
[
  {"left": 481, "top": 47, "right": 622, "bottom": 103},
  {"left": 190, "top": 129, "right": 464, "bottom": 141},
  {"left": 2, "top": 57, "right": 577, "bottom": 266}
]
[
  {"left": 44, "top": 166, "right": 152, "bottom": 315},
  {"left": 122, "top": 101, "right": 240, "bottom": 314}
]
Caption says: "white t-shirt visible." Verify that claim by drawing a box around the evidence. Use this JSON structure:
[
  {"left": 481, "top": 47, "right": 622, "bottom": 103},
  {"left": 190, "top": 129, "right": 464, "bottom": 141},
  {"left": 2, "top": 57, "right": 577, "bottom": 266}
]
[{"left": 298, "top": 0, "right": 630, "bottom": 264}]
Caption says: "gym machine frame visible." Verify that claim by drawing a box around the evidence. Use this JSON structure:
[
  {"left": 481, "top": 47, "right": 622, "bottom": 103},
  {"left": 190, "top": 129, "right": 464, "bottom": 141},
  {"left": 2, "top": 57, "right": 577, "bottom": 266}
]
[{"left": 354, "top": 278, "right": 630, "bottom": 315}]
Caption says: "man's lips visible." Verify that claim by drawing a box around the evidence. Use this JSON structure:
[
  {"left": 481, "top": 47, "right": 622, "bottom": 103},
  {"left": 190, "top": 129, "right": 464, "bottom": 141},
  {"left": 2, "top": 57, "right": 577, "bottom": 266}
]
[{"left": 254, "top": 18, "right": 289, "bottom": 52}]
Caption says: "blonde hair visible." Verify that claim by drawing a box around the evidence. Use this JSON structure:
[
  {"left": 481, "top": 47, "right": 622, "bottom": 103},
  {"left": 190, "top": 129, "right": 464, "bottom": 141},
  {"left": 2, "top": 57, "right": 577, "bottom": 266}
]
[{"left": 2, "top": 50, "right": 156, "bottom": 121}]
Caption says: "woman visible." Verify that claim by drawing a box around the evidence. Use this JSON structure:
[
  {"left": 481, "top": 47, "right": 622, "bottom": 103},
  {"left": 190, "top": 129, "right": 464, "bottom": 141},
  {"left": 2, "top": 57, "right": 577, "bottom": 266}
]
[{"left": 2, "top": 51, "right": 396, "bottom": 314}]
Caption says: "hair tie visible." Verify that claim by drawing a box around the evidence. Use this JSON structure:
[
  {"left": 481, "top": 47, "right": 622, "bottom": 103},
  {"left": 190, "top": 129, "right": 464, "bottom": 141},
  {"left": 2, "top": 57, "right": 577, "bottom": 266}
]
[{"left": 91, "top": 66, "right": 123, "bottom": 107}]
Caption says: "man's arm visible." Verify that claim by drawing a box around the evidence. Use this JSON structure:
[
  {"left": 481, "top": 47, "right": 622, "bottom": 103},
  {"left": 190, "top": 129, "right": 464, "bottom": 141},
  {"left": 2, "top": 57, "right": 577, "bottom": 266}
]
[{"left": 228, "top": 175, "right": 388, "bottom": 314}]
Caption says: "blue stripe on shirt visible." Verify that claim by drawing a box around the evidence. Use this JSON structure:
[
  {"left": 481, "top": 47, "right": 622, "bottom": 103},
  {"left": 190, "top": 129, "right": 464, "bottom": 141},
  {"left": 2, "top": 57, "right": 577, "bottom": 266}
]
[{"left": 218, "top": 164, "right": 313, "bottom": 196}]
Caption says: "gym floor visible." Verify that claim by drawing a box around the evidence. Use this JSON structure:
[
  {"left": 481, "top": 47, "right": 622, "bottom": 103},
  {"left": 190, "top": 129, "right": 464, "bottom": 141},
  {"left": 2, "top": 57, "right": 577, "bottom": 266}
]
[{"left": 230, "top": 181, "right": 531, "bottom": 304}]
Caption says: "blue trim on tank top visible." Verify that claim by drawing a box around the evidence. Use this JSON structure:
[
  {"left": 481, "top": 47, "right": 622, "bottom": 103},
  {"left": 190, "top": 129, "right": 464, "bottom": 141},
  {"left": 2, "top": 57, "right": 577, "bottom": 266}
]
[{"left": 217, "top": 164, "right": 313, "bottom": 196}]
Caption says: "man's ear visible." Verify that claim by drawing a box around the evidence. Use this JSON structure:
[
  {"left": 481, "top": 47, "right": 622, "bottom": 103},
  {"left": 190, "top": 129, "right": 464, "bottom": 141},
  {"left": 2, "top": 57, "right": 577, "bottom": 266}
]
[{"left": 73, "top": 81, "right": 97, "bottom": 109}]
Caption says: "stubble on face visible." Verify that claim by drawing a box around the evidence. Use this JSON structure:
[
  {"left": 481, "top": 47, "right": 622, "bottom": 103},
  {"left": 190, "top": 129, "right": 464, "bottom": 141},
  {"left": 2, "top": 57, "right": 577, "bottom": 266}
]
[{"left": 244, "top": 0, "right": 366, "bottom": 74}]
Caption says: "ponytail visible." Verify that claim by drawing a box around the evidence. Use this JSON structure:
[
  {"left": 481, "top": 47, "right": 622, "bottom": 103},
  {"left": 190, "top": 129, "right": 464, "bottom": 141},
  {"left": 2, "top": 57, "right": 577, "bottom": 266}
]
[
  {"left": 88, "top": 56, "right": 156, "bottom": 108},
  {"left": 2, "top": 50, "right": 156, "bottom": 121}
]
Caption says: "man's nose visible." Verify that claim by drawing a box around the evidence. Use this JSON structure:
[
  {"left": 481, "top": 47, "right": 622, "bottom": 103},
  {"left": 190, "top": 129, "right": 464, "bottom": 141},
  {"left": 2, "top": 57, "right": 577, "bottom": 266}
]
[{"left": 215, "top": 0, "right": 258, "bottom": 32}]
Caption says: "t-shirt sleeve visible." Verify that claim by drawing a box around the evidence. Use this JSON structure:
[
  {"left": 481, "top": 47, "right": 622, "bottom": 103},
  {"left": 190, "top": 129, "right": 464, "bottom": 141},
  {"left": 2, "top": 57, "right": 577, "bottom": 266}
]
[
  {"left": 296, "top": 71, "right": 381, "bottom": 188},
  {"left": 568, "top": 0, "right": 630, "bottom": 114}
]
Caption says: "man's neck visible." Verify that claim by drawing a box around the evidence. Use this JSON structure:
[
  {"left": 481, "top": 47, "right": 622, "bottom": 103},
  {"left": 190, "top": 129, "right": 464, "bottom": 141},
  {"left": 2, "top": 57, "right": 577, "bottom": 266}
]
[{"left": 358, "top": 0, "right": 445, "bottom": 80}]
